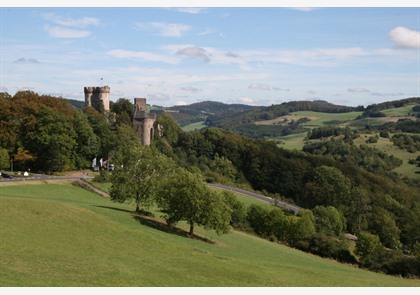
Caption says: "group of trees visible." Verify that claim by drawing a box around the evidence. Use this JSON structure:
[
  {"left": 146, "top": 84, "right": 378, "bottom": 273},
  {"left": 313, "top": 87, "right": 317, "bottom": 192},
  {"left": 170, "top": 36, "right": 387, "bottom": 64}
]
[
  {"left": 0, "top": 91, "right": 141, "bottom": 173},
  {"left": 0, "top": 91, "right": 108, "bottom": 172},
  {"left": 109, "top": 141, "right": 231, "bottom": 236},
  {"left": 153, "top": 114, "right": 420, "bottom": 258}
]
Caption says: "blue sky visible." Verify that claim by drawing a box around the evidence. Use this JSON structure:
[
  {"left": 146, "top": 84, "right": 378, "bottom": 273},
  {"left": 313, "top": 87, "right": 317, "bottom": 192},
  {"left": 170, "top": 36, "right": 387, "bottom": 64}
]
[{"left": 1, "top": 5, "right": 419, "bottom": 107}]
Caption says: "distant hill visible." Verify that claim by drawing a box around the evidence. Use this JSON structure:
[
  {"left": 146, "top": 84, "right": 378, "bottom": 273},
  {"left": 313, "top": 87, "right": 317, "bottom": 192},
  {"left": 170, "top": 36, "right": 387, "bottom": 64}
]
[
  {"left": 66, "top": 99, "right": 85, "bottom": 109},
  {"left": 162, "top": 101, "right": 260, "bottom": 127}
]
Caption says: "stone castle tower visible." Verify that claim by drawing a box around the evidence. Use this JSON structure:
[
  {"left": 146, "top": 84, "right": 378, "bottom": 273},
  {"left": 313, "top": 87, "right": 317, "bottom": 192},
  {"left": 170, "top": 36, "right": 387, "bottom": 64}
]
[
  {"left": 84, "top": 86, "right": 110, "bottom": 113},
  {"left": 133, "top": 98, "right": 156, "bottom": 146}
]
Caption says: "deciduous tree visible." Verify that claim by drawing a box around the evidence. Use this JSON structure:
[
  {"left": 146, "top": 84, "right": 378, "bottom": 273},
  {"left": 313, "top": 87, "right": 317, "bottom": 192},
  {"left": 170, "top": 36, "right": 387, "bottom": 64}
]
[{"left": 157, "top": 168, "right": 231, "bottom": 236}]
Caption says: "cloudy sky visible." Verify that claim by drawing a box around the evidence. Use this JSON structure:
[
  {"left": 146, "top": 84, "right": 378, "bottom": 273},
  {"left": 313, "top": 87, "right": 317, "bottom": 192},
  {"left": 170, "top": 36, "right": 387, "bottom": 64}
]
[{"left": 1, "top": 3, "right": 419, "bottom": 107}]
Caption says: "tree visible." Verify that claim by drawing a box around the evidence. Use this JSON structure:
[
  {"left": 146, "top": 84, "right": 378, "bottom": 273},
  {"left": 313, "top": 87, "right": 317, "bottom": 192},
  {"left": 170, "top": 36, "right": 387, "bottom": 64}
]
[
  {"left": 285, "top": 210, "right": 316, "bottom": 246},
  {"left": 304, "top": 165, "right": 351, "bottom": 209},
  {"left": 157, "top": 168, "right": 231, "bottom": 236},
  {"left": 110, "top": 143, "right": 174, "bottom": 213},
  {"left": 73, "top": 111, "right": 100, "bottom": 169},
  {"left": 154, "top": 113, "right": 183, "bottom": 145},
  {"left": 355, "top": 231, "right": 383, "bottom": 261},
  {"left": 369, "top": 208, "right": 402, "bottom": 251},
  {"left": 312, "top": 206, "right": 346, "bottom": 237},
  {"left": 24, "top": 108, "right": 76, "bottom": 172},
  {"left": 111, "top": 98, "right": 134, "bottom": 126},
  {"left": 84, "top": 106, "right": 112, "bottom": 159},
  {"left": 0, "top": 148, "right": 10, "bottom": 170}
]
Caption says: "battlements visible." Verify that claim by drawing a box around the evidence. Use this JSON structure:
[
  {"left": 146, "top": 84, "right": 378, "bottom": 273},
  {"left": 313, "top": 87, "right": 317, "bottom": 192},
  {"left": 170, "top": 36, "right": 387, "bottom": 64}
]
[
  {"left": 84, "top": 86, "right": 110, "bottom": 94},
  {"left": 84, "top": 85, "right": 110, "bottom": 112}
]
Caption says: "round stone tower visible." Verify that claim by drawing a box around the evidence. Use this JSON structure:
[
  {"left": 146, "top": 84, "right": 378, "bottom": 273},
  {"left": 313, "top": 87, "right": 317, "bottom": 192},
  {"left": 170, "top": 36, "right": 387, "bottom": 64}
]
[{"left": 84, "top": 86, "right": 110, "bottom": 112}]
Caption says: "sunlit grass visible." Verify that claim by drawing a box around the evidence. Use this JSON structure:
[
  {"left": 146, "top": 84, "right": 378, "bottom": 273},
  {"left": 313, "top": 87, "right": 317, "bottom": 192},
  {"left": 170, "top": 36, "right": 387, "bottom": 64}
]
[{"left": 1, "top": 182, "right": 419, "bottom": 286}]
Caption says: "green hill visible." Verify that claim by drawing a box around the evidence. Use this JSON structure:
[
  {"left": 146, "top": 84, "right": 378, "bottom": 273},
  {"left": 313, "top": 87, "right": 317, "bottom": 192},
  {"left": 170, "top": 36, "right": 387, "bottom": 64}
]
[{"left": 1, "top": 181, "right": 419, "bottom": 287}]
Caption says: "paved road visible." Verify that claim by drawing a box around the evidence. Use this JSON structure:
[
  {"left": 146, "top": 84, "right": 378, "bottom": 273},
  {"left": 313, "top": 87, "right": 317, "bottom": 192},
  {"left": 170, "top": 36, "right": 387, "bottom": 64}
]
[
  {"left": 208, "top": 183, "right": 303, "bottom": 215},
  {"left": 0, "top": 173, "right": 92, "bottom": 183}
]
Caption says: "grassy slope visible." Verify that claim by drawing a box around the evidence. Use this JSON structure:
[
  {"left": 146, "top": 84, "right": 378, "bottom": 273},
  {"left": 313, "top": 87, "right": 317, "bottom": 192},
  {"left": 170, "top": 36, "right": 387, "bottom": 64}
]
[
  {"left": 0, "top": 182, "right": 419, "bottom": 287},
  {"left": 182, "top": 120, "right": 207, "bottom": 131}
]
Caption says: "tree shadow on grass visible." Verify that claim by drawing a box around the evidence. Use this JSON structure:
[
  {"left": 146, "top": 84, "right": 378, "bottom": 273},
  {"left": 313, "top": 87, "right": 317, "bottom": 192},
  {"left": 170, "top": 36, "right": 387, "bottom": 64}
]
[
  {"left": 93, "top": 205, "right": 133, "bottom": 214},
  {"left": 132, "top": 213, "right": 215, "bottom": 244}
]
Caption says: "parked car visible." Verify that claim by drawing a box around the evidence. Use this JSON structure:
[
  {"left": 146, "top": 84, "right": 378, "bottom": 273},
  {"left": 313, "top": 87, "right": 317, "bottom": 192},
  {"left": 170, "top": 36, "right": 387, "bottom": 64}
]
[{"left": 1, "top": 172, "right": 13, "bottom": 179}]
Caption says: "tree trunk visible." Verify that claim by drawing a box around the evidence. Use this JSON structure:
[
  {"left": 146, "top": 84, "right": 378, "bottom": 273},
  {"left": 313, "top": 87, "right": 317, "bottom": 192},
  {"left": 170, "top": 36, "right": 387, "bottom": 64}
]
[
  {"left": 136, "top": 203, "right": 140, "bottom": 213},
  {"left": 189, "top": 225, "right": 194, "bottom": 236}
]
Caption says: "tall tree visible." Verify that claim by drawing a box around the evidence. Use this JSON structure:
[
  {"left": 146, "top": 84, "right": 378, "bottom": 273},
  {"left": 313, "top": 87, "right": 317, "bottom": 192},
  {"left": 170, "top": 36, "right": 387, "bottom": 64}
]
[
  {"left": 24, "top": 108, "right": 76, "bottom": 172},
  {"left": 157, "top": 168, "right": 231, "bottom": 236}
]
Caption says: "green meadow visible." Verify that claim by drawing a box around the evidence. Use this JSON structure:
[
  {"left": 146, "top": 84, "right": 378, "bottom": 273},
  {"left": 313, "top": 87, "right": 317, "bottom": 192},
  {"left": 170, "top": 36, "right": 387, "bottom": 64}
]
[{"left": 1, "top": 181, "right": 419, "bottom": 287}]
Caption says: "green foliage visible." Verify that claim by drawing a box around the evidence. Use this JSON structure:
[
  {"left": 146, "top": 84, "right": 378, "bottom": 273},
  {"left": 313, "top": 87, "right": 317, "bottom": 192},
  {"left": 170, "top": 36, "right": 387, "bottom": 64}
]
[
  {"left": 391, "top": 133, "right": 420, "bottom": 153},
  {"left": 24, "top": 108, "right": 76, "bottom": 172},
  {"left": 304, "top": 165, "right": 351, "bottom": 209},
  {"left": 246, "top": 204, "right": 315, "bottom": 246},
  {"left": 110, "top": 143, "right": 174, "bottom": 212},
  {"left": 222, "top": 191, "right": 249, "bottom": 230},
  {"left": 155, "top": 113, "right": 183, "bottom": 145},
  {"left": 366, "top": 135, "right": 379, "bottom": 144},
  {"left": 312, "top": 206, "right": 346, "bottom": 237},
  {"left": 157, "top": 168, "right": 232, "bottom": 235},
  {"left": 0, "top": 148, "right": 10, "bottom": 170},
  {"left": 94, "top": 170, "right": 110, "bottom": 183},
  {"left": 355, "top": 231, "right": 383, "bottom": 260},
  {"left": 72, "top": 111, "right": 100, "bottom": 169},
  {"left": 303, "top": 140, "right": 403, "bottom": 173},
  {"left": 111, "top": 98, "right": 135, "bottom": 126},
  {"left": 369, "top": 208, "right": 402, "bottom": 250},
  {"left": 295, "top": 233, "right": 357, "bottom": 264}
]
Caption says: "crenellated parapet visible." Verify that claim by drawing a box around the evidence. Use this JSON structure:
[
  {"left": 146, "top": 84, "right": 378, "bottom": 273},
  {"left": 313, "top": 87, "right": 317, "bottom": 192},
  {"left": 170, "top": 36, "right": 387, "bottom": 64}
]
[{"left": 84, "top": 86, "right": 110, "bottom": 112}]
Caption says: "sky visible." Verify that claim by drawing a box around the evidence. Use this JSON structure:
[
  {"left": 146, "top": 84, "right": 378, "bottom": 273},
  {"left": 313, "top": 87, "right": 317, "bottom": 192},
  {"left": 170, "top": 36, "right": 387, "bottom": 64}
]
[{"left": 1, "top": 2, "right": 419, "bottom": 107}]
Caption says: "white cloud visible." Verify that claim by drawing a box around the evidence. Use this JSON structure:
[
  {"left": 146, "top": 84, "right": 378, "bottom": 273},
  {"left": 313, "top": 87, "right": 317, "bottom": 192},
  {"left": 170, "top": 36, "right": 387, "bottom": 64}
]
[
  {"left": 106, "top": 49, "right": 179, "bottom": 64},
  {"left": 43, "top": 13, "right": 100, "bottom": 27},
  {"left": 177, "top": 8, "right": 207, "bottom": 14},
  {"left": 176, "top": 46, "right": 212, "bottom": 62},
  {"left": 135, "top": 22, "right": 191, "bottom": 37},
  {"left": 181, "top": 85, "right": 202, "bottom": 93},
  {"left": 389, "top": 26, "right": 420, "bottom": 49},
  {"left": 249, "top": 83, "right": 271, "bottom": 91},
  {"left": 235, "top": 96, "right": 256, "bottom": 105},
  {"left": 307, "top": 90, "right": 317, "bottom": 95},
  {"left": 288, "top": 8, "right": 318, "bottom": 12},
  {"left": 45, "top": 25, "right": 91, "bottom": 38},
  {"left": 347, "top": 88, "right": 370, "bottom": 93}
]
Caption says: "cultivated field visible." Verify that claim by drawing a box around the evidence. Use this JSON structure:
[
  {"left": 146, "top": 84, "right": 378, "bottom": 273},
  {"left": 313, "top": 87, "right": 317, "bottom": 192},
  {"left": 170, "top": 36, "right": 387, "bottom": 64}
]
[{"left": 1, "top": 181, "right": 419, "bottom": 287}]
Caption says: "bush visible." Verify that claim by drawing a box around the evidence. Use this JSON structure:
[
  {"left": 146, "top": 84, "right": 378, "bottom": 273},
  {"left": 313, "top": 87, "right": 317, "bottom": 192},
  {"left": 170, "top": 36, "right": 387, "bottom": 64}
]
[
  {"left": 93, "top": 170, "right": 110, "bottom": 183},
  {"left": 295, "top": 233, "right": 357, "bottom": 264}
]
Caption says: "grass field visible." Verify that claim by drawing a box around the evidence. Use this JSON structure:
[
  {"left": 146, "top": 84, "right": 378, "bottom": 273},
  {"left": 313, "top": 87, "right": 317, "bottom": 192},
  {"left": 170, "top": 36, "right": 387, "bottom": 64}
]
[
  {"left": 1, "top": 181, "right": 419, "bottom": 287},
  {"left": 182, "top": 120, "right": 207, "bottom": 131}
]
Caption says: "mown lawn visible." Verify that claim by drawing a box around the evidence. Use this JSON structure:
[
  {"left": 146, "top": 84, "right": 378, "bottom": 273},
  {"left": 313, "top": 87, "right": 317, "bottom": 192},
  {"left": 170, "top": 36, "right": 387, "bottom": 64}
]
[{"left": 0, "top": 182, "right": 419, "bottom": 287}]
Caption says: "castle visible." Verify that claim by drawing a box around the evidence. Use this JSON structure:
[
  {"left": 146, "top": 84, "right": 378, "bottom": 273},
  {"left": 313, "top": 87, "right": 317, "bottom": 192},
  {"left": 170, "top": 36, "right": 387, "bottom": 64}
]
[
  {"left": 84, "top": 86, "right": 155, "bottom": 146},
  {"left": 84, "top": 86, "right": 110, "bottom": 112}
]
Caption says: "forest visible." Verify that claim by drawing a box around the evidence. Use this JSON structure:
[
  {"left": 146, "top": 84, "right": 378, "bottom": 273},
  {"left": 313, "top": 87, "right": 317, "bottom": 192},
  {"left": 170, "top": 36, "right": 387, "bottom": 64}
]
[{"left": 1, "top": 91, "right": 419, "bottom": 278}]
